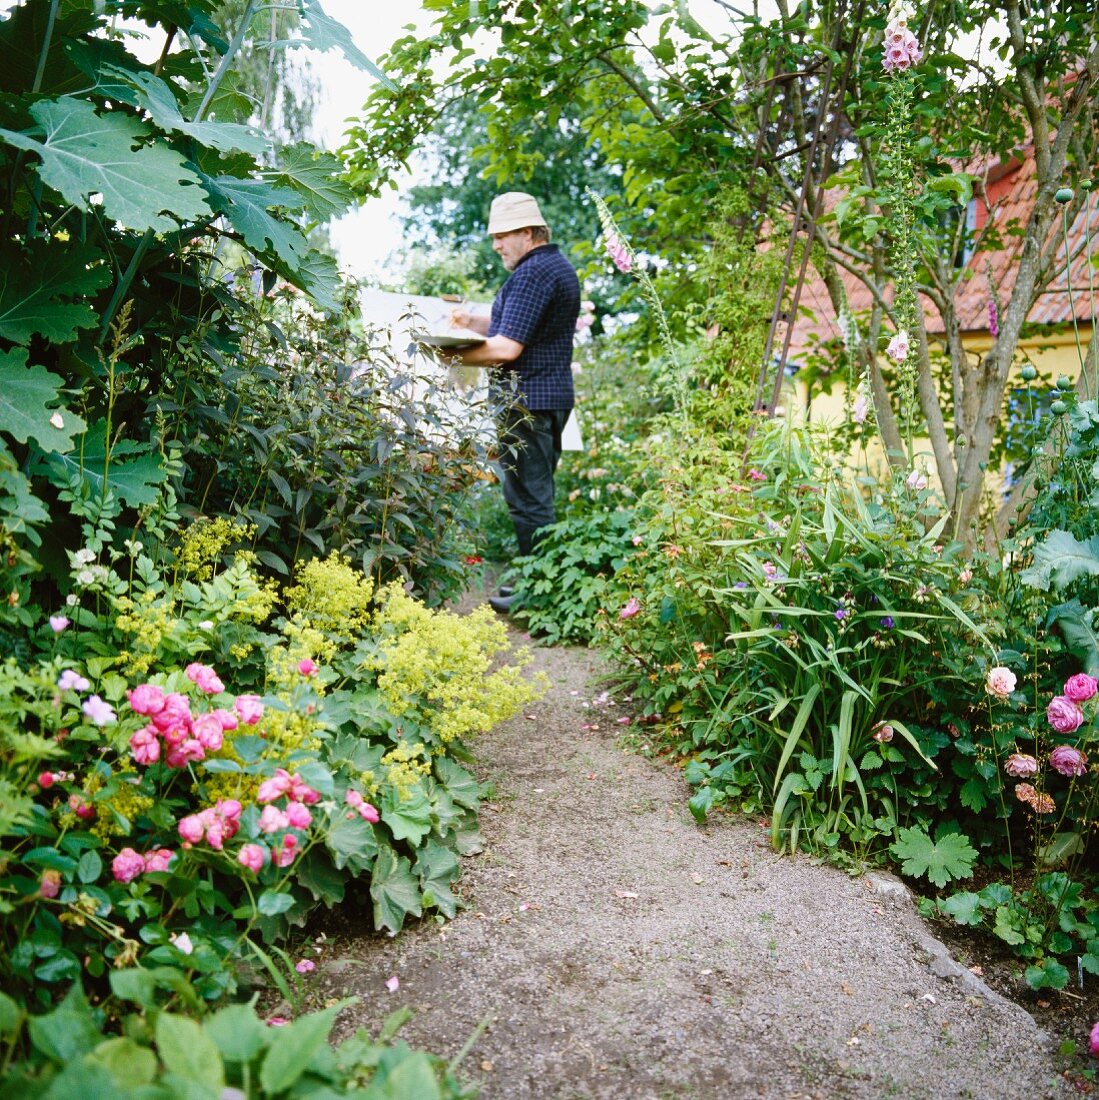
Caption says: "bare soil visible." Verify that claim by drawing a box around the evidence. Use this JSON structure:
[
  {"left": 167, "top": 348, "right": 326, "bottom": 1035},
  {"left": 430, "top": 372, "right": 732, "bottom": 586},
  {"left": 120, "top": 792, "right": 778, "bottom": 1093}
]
[{"left": 301, "top": 606, "right": 1087, "bottom": 1099}]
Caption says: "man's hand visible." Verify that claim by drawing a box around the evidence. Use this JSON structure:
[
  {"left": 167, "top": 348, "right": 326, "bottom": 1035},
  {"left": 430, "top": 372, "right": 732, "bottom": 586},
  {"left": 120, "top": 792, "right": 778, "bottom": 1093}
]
[{"left": 450, "top": 309, "right": 490, "bottom": 336}]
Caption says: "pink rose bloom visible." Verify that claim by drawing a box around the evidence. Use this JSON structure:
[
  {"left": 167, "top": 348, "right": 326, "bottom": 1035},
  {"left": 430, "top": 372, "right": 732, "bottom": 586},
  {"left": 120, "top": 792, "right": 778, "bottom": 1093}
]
[
  {"left": 272, "top": 844, "right": 296, "bottom": 868},
  {"left": 49, "top": 615, "right": 70, "bottom": 633},
  {"left": 345, "top": 790, "right": 364, "bottom": 808},
  {"left": 1004, "top": 753, "right": 1039, "bottom": 778},
  {"left": 112, "top": 847, "right": 147, "bottom": 884},
  {"left": 127, "top": 684, "right": 166, "bottom": 716},
  {"left": 1090, "top": 1021, "right": 1099, "bottom": 1056},
  {"left": 151, "top": 692, "right": 192, "bottom": 733},
  {"left": 290, "top": 777, "right": 320, "bottom": 805},
  {"left": 40, "top": 869, "right": 62, "bottom": 899},
  {"left": 192, "top": 712, "right": 225, "bottom": 751},
  {"left": 985, "top": 666, "right": 1017, "bottom": 699},
  {"left": 178, "top": 813, "right": 206, "bottom": 845},
  {"left": 206, "top": 818, "right": 228, "bottom": 850},
  {"left": 1064, "top": 673, "right": 1099, "bottom": 703},
  {"left": 285, "top": 801, "right": 312, "bottom": 829},
  {"left": 130, "top": 726, "right": 161, "bottom": 766},
  {"left": 297, "top": 658, "right": 317, "bottom": 677},
  {"left": 235, "top": 694, "right": 265, "bottom": 725},
  {"left": 238, "top": 843, "right": 266, "bottom": 872},
  {"left": 360, "top": 802, "right": 380, "bottom": 824},
  {"left": 259, "top": 806, "right": 290, "bottom": 834},
  {"left": 217, "top": 799, "right": 243, "bottom": 824},
  {"left": 295, "top": 959, "right": 316, "bottom": 974},
  {"left": 57, "top": 669, "right": 90, "bottom": 693},
  {"left": 69, "top": 795, "right": 95, "bottom": 820},
  {"left": 143, "top": 848, "right": 174, "bottom": 873},
  {"left": 619, "top": 598, "right": 641, "bottom": 620},
  {"left": 210, "top": 708, "right": 239, "bottom": 730},
  {"left": 82, "top": 695, "right": 116, "bottom": 727},
  {"left": 38, "top": 771, "right": 56, "bottom": 789},
  {"left": 257, "top": 769, "right": 293, "bottom": 803},
  {"left": 185, "top": 662, "right": 225, "bottom": 695},
  {"left": 1047, "top": 696, "right": 1085, "bottom": 734},
  {"left": 1050, "top": 744, "right": 1088, "bottom": 776},
  {"left": 177, "top": 737, "right": 206, "bottom": 765}
]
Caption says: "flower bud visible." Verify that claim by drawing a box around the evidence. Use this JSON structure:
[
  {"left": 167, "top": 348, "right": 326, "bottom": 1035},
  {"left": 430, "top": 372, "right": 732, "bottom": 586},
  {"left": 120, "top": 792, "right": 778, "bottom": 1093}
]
[
  {"left": 1050, "top": 399, "right": 1068, "bottom": 415},
  {"left": 1019, "top": 364, "right": 1037, "bottom": 381},
  {"left": 1054, "top": 186, "right": 1074, "bottom": 203}
]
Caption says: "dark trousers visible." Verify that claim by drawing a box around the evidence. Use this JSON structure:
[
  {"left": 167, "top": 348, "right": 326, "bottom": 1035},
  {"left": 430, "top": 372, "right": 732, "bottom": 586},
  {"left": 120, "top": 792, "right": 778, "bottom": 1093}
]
[{"left": 497, "top": 407, "right": 571, "bottom": 556}]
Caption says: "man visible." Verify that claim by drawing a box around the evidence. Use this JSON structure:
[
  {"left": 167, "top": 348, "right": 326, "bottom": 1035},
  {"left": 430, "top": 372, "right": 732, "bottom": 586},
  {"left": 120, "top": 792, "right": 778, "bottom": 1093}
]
[{"left": 450, "top": 192, "right": 581, "bottom": 612}]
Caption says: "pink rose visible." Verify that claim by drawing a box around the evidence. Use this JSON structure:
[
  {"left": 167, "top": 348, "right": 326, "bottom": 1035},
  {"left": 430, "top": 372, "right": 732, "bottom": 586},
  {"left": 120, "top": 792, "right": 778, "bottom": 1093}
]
[
  {"left": 272, "top": 844, "right": 295, "bottom": 868},
  {"left": 257, "top": 769, "right": 293, "bottom": 803},
  {"left": 1047, "top": 696, "right": 1085, "bottom": 734},
  {"left": 130, "top": 726, "right": 161, "bottom": 766},
  {"left": 112, "top": 847, "right": 147, "bottom": 884},
  {"left": 1049, "top": 744, "right": 1088, "bottom": 776},
  {"left": 619, "top": 597, "right": 641, "bottom": 620},
  {"left": 235, "top": 694, "right": 264, "bottom": 725},
  {"left": 69, "top": 794, "right": 95, "bottom": 821},
  {"left": 82, "top": 695, "right": 116, "bottom": 727},
  {"left": 217, "top": 799, "right": 243, "bottom": 824},
  {"left": 1090, "top": 1021, "right": 1099, "bottom": 1056},
  {"left": 259, "top": 806, "right": 290, "bottom": 834},
  {"left": 178, "top": 814, "right": 206, "bottom": 846},
  {"left": 1064, "top": 674, "right": 1098, "bottom": 703},
  {"left": 345, "top": 789, "right": 364, "bottom": 808},
  {"left": 151, "top": 692, "right": 192, "bottom": 733},
  {"left": 210, "top": 708, "right": 239, "bottom": 730},
  {"left": 40, "top": 869, "right": 62, "bottom": 899},
  {"left": 290, "top": 777, "right": 320, "bottom": 805},
  {"left": 127, "top": 684, "right": 166, "bottom": 716},
  {"left": 204, "top": 819, "right": 226, "bottom": 851},
  {"left": 360, "top": 802, "right": 380, "bottom": 824},
  {"left": 238, "top": 843, "right": 266, "bottom": 873},
  {"left": 185, "top": 662, "right": 225, "bottom": 695},
  {"left": 192, "top": 712, "right": 225, "bottom": 751},
  {"left": 985, "top": 667, "right": 1017, "bottom": 699},
  {"left": 297, "top": 658, "right": 317, "bottom": 677},
  {"left": 1004, "top": 753, "right": 1039, "bottom": 778},
  {"left": 286, "top": 801, "right": 312, "bottom": 829},
  {"left": 49, "top": 615, "right": 71, "bottom": 633},
  {"left": 143, "top": 848, "right": 174, "bottom": 873}
]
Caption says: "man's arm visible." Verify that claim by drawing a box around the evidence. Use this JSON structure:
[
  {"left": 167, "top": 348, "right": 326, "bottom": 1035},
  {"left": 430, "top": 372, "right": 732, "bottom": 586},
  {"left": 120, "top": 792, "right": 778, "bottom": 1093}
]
[
  {"left": 451, "top": 334, "right": 524, "bottom": 366},
  {"left": 449, "top": 309, "right": 490, "bottom": 336}
]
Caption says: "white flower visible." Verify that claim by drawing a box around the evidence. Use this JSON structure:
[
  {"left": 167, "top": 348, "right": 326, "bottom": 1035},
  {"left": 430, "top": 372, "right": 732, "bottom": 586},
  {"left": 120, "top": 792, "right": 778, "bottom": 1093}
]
[
  {"left": 74, "top": 548, "right": 95, "bottom": 566},
  {"left": 171, "top": 932, "right": 194, "bottom": 955},
  {"left": 76, "top": 569, "right": 95, "bottom": 586},
  {"left": 199, "top": 620, "right": 214, "bottom": 630},
  {"left": 905, "top": 469, "right": 928, "bottom": 491}
]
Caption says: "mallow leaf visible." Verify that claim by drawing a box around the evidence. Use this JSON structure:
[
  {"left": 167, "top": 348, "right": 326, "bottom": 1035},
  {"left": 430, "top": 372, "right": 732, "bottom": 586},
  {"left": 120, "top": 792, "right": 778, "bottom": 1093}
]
[
  {"left": 890, "top": 826, "right": 977, "bottom": 889},
  {"left": 1020, "top": 530, "right": 1099, "bottom": 592},
  {"left": 0, "top": 348, "right": 86, "bottom": 452},
  {"left": 0, "top": 98, "right": 212, "bottom": 231},
  {"left": 0, "top": 243, "right": 109, "bottom": 345},
  {"left": 274, "top": 143, "right": 354, "bottom": 221},
  {"left": 46, "top": 420, "right": 165, "bottom": 506},
  {"left": 295, "top": 0, "right": 396, "bottom": 88}
]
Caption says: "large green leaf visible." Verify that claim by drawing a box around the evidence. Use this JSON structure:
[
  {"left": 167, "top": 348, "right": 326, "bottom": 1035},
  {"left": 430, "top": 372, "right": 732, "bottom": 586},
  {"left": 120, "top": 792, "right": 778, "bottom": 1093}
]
[
  {"left": 325, "top": 809, "right": 378, "bottom": 872},
  {"left": 155, "top": 1013, "right": 225, "bottom": 1093},
  {"left": 100, "top": 66, "right": 269, "bottom": 156},
  {"left": 433, "top": 755, "right": 482, "bottom": 810},
  {"left": 295, "top": 0, "right": 396, "bottom": 88},
  {"left": 0, "top": 98, "right": 212, "bottom": 231},
  {"left": 0, "top": 348, "right": 86, "bottom": 452},
  {"left": 890, "top": 826, "right": 977, "bottom": 889},
  {"left": 275, "top": 143, "right": 354, "bottom": 221},
  {"left": 370, "top": 845, "right": 423, "bottom": 934},
  {"left": 1020, "top": 529, "right": 1099, "bottom": 592},
  {"left": 381, "top": 784, "right": 432, "bottom": 846},
  {"left": 259, "top": 1003, "right": 342, "bottom": 1093},
  {"left": 0, "top": 243, "right": 109, "bottom": 345},
  {"left": 1046, "top": 599, "right": 1099, "bottom": 674},
  {"left": 414, "top": 839, "right": 460, "bottom": 918},
  {"left": 46, "top": 420, "right": 166, "bottom": 506},
  {"left": 204, "top": 1003, "right": 269, "bottom": 1066}
]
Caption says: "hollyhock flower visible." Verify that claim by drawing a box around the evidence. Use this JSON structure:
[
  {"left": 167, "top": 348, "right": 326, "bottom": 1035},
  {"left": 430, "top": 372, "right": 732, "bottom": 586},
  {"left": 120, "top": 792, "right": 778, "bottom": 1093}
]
[
  {"left": 619, "top": 598, "right": 641, "bottom": 620},
  {"left": 130, "top": 726, "right": 161, "bottom": 766},
  {"left": 1089, "top": 1021, "right": 1099, "bottom": 1056},
  {"left": 234, "top": 694, "right": 264, "bottom": 725},
  {"left": 1064, "top": 673, "right": 1099, "bottom": 703},
  {"left": 852, "top": 391, "right": 870, "bottom": 424},
  {"left": 1050, "top": 744, "right": 1088, "bottom": 776},
  {"left": 127, "top": 684, "right": 166, "bottom": 716},
  {"left": 285, "top": 801, "right": 312, "bottom": 829},
  {"left": 57, "top": 669, "right": 90, "bottom": 693},
  {"left": 872, "top": 722, "right": 894, "bottom": 743},
  {"left": 40, "top": 869, "right": 62, "bottom": 899},
  {"left": 606, "top": 235, "right": 632, "bottom": 274},
  {"left": 49, "top": 615, "right": 70, "bottom": 633},
  {"left": 297, "top": 658, "right": 317, "bottom": 677},
  {"left": 192, "top": 712, "right": 225, "bottom": 752},
  {"left": 112, "top": 847, "right": 147, "bottom": 884},
  {"left": 144, "top": 848, "right": 174, "bottom": 873},
  {"left": 1004, "top": 753, "right": 1039, "bottom": 778},
  {"left": 185, "top": 662, "right": 224, "bottom": 695},
  {"left": 170, "top": 932, "right": 194, "bottom": 955},
  {"left": 905, "top": 469, "right": 928, "bottom": 491},
  {"left": 257, "top": 769, "right": 293, "bottom": 803},
  {"left": 886, "top": 331, "right": 910, "bottom": 362},
  {"left": 1047, "top": 695, "right": 1085, "bottom": 734},
  {"left": 985, "top": 666, "right": 1017, "bottom": 699},
  {"left": 151, "top": 693, "right": 192, "bottom": 733},
  {"left": 259, "top": 806, "right": 291, "bottom": 834},
  {"left": 238, "top": 843, "right": 266, "bottom": 873},
  {"left": 295, "top": 959, "right": 316, "bottom": 974}
]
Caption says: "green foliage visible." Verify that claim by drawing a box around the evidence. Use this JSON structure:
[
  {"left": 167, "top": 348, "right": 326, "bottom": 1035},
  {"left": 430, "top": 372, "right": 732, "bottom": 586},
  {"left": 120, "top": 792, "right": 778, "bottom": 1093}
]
[{"left": 890, "top": 826, "right": 977, "bottom": 889}]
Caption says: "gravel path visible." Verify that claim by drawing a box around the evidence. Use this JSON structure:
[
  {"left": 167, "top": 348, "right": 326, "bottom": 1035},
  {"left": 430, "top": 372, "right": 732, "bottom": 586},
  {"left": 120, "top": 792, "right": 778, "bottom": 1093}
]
[{"left": 321, "top": 629, "right": 1071, "bottom": 1099}]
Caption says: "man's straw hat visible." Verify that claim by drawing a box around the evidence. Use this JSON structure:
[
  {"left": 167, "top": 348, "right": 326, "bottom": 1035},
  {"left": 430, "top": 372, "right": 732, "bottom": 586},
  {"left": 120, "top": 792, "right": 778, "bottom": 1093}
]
[{"left": 487, "top": 192, "right": 548, "bottom": 235}]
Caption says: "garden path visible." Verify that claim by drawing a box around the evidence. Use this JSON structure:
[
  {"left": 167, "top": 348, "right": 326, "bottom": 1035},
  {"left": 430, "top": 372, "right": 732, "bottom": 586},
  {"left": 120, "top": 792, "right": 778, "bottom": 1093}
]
[{"left": 320, "top": 615, "right": 1071, "bottom": 1099}]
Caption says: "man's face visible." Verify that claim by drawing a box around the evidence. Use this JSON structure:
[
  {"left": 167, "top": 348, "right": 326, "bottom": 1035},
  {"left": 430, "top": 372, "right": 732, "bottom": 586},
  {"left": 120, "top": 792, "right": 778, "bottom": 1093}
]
[{"left": 491, "top": 228, "right": 535, "bottom": 271}]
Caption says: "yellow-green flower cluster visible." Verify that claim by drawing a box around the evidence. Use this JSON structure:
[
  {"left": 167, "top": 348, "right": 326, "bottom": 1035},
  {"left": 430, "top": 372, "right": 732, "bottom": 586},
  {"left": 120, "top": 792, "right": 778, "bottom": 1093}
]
[
  {"left": 91, "top": 782, "right": 155, "bottom": 840},
  {"left": 370, "top": 586, "right": 547, "bottom": 746},
  {"left": 284, "top": 553, "right": 373, "bottom": 643},
  {"left": 381, "top": 741, "right": 431, "bottom": 800},
  {"left": 177, "top": 518, "right": 253, "bottom": 581},
  {"left": 113, "top": 590, "right": 174, "bottom": 677}
]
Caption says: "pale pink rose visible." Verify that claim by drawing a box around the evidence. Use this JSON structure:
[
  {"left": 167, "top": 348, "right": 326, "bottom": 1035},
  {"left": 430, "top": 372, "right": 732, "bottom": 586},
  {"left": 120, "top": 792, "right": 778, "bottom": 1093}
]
[
  {"left": 259, "top": 806, "right": 290, "bottom": 834},
  {"left": 1049, "top": 744, "right": 1088, "bottom": 776},
  {"left": 217, "top": 799, "right": 243, "bottom": 824},
  {"left": 345, "top": 789, "right": 364, "bottom": 808},
  {"left": 886, "top": 331, "right": 910, "bottom": 362},
  {"left": 285, "top": 801, "right": 312, "bottom": 829},
  {"left": 619, "top": 597, "right": 641, "bottom": 620},
  {"left": 151, "top": 693, "right": 192, "bottom": 733},
  {"left": 40, "top": 869, "right": 62, "bottom": 899},
  {"left": 1047, "top": 696, "right": 1085, "bottom": 734},
  {"left": 130, "top": 726, "right": 161, "bottom": 766},
  {"left": 360, "top": 802, "right": 380, "bottom": 824},
  {"left": 127, "top": 684, "right": 166, "bottom": 716},
  {"left": 272, "top": 845, "right": 295, "bottom": 868},
  {"left": 297, "top": 658, "right": 317, "bottom": 677},
  {"left": 985, "top": 666, "right": 1017, "bottom": 699},
  {"left": 234, "top": 694, "right": 265, "bottom": 725},
  {"left": 238, "top": 843, "right": 267, "bottom": 872},
  {"left": 49, "top": 615, "right": 70, "bottom": 633},
  {"left": 192, "top": 712, "right": 225, "bottom": 751},
  {"left": 295, "top": 959, "right": 316, "bottom": 974},
  {"left": 170, "top": 932, "right": 194, "bottom": 955},
  {"left": 210, "top": 707, "right": 239, "bottom": 730},
  {"left": 257, "top": 769, "right": 293, "bottom": 803},
  {"left": 185, "top": 663, "right": 225, "bottom": 695},
  {"left": 143, "top": 848, "right": 174, "bottom": 873},
  {"left": 82, "top": 695, "right": 116, "bottom": 727},
  {"left": 289, "top": 777, "right": 320, "bottom": 805},
  {"left": 1064, "top": 673, "right": 1099, "bottom": 703},
  {"left": 112, "top": 848, "right": 146, "bottom": 884},
  {"left": 178, "top": 814, "right": 206, "bottom": 846},
  {"left": 205, "top": 819, "right": 226, "bottom": 851},
  {"left": 1004, "top": 753, "right": 1039, "bottom": 778}
]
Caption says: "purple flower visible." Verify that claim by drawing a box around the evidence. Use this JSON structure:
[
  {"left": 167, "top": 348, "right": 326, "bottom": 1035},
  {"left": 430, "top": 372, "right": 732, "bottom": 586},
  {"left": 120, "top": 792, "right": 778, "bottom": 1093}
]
[
  {"left": 1063, "top": 673, "right": 1098, "bottom": 703},
  {"left": 1090, "top": 1021, "right": 1099, "bottom": 1056},
  {"left": 49, "top": 615, "right": 70, "bottom": 633},
  {"left": 1004, "top": 753, "right": 1039, "bottom": 778},
  {"left": 619, "top": 597, "right": 641, "bottom": 620},
  {"left": 988, "top": 300, "right": 999, "bottom": 338},
  {"left": 82, "top": 695, "right": 116, "bottom": 727},
  {"left": 295, "top": 959, "right": 316, "bottom": 974},
  {"left": 1049, "top": 744, "right": 1088, "bottom": 777},
  {"left": 1047, "top": 695, "right": 1085, "bottom": 734},
  {"left": 834, "top": 608, "right": 847, "bottom": 621},
  {"left": 880, "top": 616, "right": 894, "bottom": 629},
  {"left": 734, "top": 581, "right": 748, "bottom": 590}
]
